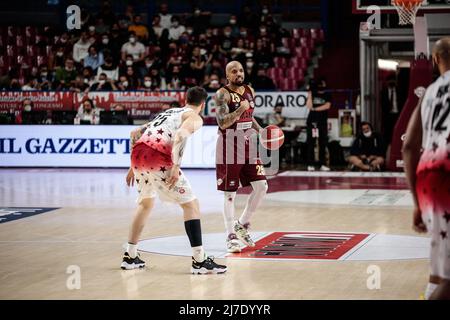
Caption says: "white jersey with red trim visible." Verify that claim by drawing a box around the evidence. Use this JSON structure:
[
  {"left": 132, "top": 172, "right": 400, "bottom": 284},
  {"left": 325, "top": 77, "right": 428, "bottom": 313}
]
[
  {"left": 418, "top": 70, "right": 450, "bottom": 173},
  {"left": 137, "top": 107, "right": 193, "bottom": 155}
]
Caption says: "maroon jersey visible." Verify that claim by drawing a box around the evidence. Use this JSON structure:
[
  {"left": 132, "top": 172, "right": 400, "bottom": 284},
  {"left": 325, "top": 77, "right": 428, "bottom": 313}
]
[{"left": 218, "top": 84, "right": 255, "bottom": 134}]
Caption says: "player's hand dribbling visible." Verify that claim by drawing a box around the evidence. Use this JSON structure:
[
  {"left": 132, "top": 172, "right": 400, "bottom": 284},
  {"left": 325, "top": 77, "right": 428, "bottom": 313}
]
[
  {"left": 167, "top": 165, "right": 180, "bottom": 190},
  {"left": 126, "top": 167, "right": 135, "bottom": 187},
  {"left": 413, "top": 207, "right": 427, "bottom": 233}
]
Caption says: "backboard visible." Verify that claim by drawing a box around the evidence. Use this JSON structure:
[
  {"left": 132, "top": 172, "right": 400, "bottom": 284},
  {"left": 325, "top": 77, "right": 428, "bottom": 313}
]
[{"left": 353, "top": 0, "right": 450, "bottom": 13}]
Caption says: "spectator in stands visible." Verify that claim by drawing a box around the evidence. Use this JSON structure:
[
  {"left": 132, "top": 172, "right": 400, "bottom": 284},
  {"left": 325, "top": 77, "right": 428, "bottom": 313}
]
[
  {"left": 86, "top": 24, "right": 98, "bottom": 41},
  {"left": 76, "top": 99, "right": 100, "bottom": 125},
  {"left": 124, "top": 66, "right": 139, "bottom": 89},
  {"left": 230, "top": 38, "right": 250, "bottom": 63},
  {"left": 266, "top": 103, "right": 286, "bottom": 126},
  {"left": 89, "top": 73, "right": 117, "bottom": 91},
  {"left": 348, "top": 122, "right": 385, "bottom": 171},
  {"left": 238, "top": 5, "right": 260, "bottom": 32},
  {"left": 97, "top": 1, "right": 116, "bottom": 27},
  {"left": 253, "top": 38, "right": 273, "bottom": 70},
  {"left": 84, "top": 45, "right": 104, "bottom": 73},
  {"left": 98, "top": 33, "right": 113, "bottom": 55},
  {"left": 149, "top": 68, "right": 166, "bottom": 90},
  {"left": 37, "top": 65, "right": 52, "bottom": 91},
  {"left": 251, "top": 68, "right": 276, "bottom": 90},
  {"left": 186, "top": 7, "right": 211, "bottom": 35},
  {"left": 52, "top": 46, "right": 67, "bottom": 69},
  {"left": 152, "top": 15, "right": 164, "bottom": 39},
  {"left": 190, "top": 46, "right": 209, "bottom": 85},
  {"left": 244, "top": 55, "right": 256, "bottom": 80},
  {"left": 229, "top": 15, "right": 240, "bottom": 37},
  {"left": 128, "top": 15, "right": 149, "bottom": 41},
  {"left": 97, "top": 56, "right": 119, "bottom": 81},
  {"left": 205, "top": 58, "right": 225, "bottom": 79},
  {"left": 168, "top": 16, "right": 185, "bottom": 41},
  {"left": 82, "top": 67, "right": 95, "bottom": 86},
  {"left": 166, "top": 65, "right": 185, "bottom": 90},
  {"left": 73, "top": 31, "right": 94, "bottom": 64},
  {"left": 21, "top": 77, "right": 39, "bottom": 91},
  {"left": 306, "top": 78, "right": 331, "bottom": 172},
  {"left": 140, "top": 75, "right": 153, "bottom": 91},
  {"left": 95, "top": 18, "right": 109, "bottom": 35},
  {"left": 116, "top": 75, "right": 132, "bottom": 91},
  {"left": 20, "top": 98, "right": 35, "bottom": 124},
  {"left": 110, "top": 24, "right": 127, "bottom": 62},
  {"left": 203, "top": 74, "right": 221, "bottom": 92},
  {"left": 123, "top": 54, "right": 135, "bottom": 69},
  {"left": 158, "top": 3, "right": 173, "bottom": 30},
  {"left": 69, "top": 75, "right": 90, "bottom": 93},
  {"left": 219, "top": 26, "right": 234, "bottom": 55},
  {"left": 55, "top": 58, "right": 78, "bottom": 89},
  {"left": 138, "top": 55, "right": 162, "bottom": 81},
  {"left": 121, "top": 32, "right": 146, "bottom": 63}
]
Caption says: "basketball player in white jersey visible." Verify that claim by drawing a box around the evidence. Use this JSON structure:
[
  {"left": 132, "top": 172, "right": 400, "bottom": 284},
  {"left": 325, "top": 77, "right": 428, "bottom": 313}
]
[
  {"left": 121, "top": 86, "right": 227, "bottom": 274},
  {"left": 403, "top": 37, "right": 450, "bottom": 300}
]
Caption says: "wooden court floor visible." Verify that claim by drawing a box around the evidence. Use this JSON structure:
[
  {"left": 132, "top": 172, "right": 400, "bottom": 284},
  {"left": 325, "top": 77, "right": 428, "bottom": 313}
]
[{"left": 0, "top": 169, "right": 429, "bottom": 300}]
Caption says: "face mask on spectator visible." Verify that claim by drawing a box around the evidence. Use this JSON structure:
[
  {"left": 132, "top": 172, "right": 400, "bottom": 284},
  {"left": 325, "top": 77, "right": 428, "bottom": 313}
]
[
  {"left": 102, "top": 38, "right": 109, "bottom": 45},
  {"left": 210, "top": 80, "right": 219, "bottom": 86},
  {"left": 230, "top": 19, "right": 236, "bottom": 25},
  {"left": 24, "top": 104, "right": 32, "bottom": 112},
  {"left": 65, "top": 66, "right": 73, "bottom": 71},
  {"left": 144, "top": 80, "right": 151, "bottom": 88},
  {"left": 56, "top": 51, "right": 64, "bottom": 57},
  {"left": 84, "top": 78, "right": 89, "bottom": 84},
  {"left": 172, "top": 21, "right": 179, "bottom": 27},
  {"left": 240, "top": 31, "right": 247, "bottom": 37},
  {"left": 126, "top": 60, "right": 133, "bottom": 66},
  {"left": 60, "top": 38, "right": 67, "bottom": 43},
  {"left": 129, "top": 37, "right": 136, "bottom": 44},
  {"left": 260, "top": 28, "right": 267, "bottom": 34},
  {"left": 122, "top": 81, "right": 128, "bottom": 87},
  {"left": 363, "top": 131, "right": 372, "bottom": 138},
  {"left": 224, "top": 31, "right": 231, "bottom": 37},
  {"left": 195, "top": 9, "right": 201, "bottom": 15},
  {"left": 146, "top": 61, "right": 153, "bottom": 68},
  {"left": 246, "top": 61, "right": 254, "bottom": 68},
  {"left": 262, "top": 9, "right": 269, "bottom": 15},
  {"left": 41, "top": 72, "right": 48, "bottom": 77},
  {"left": 186, "top": 29, "right": 193, "bottom": 35},
  {"left": 99, "top": 79, "right": 106, "bottom": 85},
  {"left": 89, "top": 26, "right": 95, "bottom": 32},
  {"left": 200, "top": 48, "right": 207, "bottom": 55}
]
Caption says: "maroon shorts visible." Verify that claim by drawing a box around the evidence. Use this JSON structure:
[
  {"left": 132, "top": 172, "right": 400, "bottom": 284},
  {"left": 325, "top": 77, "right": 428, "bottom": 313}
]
[{"left": 216, "top": 161, "right": 267, "bottom": 192}]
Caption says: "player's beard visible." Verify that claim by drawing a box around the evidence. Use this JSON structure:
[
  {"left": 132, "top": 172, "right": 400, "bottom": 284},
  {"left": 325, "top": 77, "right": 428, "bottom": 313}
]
[{"left": 232, "top": 77, "right": 244, "bottom": 86}]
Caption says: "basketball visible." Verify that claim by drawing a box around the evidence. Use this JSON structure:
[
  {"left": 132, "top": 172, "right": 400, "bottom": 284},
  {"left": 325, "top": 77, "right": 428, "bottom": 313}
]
[{"left": 259, "top": 125, "right": 285, "bottom": 150}]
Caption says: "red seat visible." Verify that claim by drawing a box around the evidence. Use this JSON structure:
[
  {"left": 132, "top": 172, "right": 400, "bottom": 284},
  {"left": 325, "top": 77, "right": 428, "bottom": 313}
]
[
  {"left": 267, "top": 67, "right": 284, "bottom": 80},
  {"left": 6, "top": 45, "right": 17, "bottom": 57},
  {"left": 286, "top": 68, "right": 304, "bottom": 81},
  {"left": 279, "top": 78, "right": 298, "bottom": 91},
  {"left": 273, "top": 57, "right": 287, "bottom": 68},
  {"left": 294, "top": 47, "right": 311, "bottom": 60},
  {"left": 26, "top": 45, "right": 38, "bottom": 57},
  {"left": 292, "top": 28, "right": 305, "bottom": 39},
  {"left": 311, "top": 29, "right": 325, "bottom": 42},
  {"left": 36, "top": 55, "right": 47, "bottom": 66},
  {"left": 290, "top": 56, "right": 308, "bottom": 69}
]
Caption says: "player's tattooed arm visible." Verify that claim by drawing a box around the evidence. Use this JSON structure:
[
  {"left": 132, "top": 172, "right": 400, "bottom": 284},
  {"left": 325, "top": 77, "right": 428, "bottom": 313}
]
[
  {"left": 215, "top": 88, "right": 249, "bottom": 129},
  {"left": 171, "top": 113, "right": 203, "bottom": 166}
]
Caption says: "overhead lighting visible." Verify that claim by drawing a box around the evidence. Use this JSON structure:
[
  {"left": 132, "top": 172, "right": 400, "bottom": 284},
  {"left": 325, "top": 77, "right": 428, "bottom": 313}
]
[{"left": 378, "top": 59, "right": 399, "bottom": 70}]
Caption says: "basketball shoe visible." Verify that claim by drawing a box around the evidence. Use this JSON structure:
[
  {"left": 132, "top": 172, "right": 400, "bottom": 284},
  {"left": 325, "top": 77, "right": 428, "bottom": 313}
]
[
  {"left": 191, "top": 256, "right": 227, "bottom": 274},
  {"left": 226, "top": 233, "right": 241, "bottom": 253},
  {"left": 121, "top": 252, "right": 145, "bottom": 270},
  {"left": 234, "top": 220, "right": 256, "bottom": 247}
]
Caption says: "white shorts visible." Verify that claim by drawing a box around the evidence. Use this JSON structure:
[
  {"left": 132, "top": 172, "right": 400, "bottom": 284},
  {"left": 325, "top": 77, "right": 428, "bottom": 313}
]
[
  {"left": 417, "top": 170, "right": 450, "bottom": 280},
  {"left": 133, "top": 167, "right": 196, "bottom": 205}
]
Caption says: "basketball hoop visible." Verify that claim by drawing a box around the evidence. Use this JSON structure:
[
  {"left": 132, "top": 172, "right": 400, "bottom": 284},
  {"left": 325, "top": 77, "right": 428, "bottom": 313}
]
[{"left": 392, "top": 0, "right": 424, "bottom": 25}]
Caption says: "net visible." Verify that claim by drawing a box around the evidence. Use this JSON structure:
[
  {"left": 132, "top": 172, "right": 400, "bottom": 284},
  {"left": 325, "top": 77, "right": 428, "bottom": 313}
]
[{"left": 392, "top": 0, "right": 424, "bottom": 25}]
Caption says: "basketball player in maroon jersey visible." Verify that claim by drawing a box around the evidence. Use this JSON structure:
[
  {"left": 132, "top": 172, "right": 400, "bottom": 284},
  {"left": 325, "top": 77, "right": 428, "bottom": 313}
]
[
  {"left": 403, "top": 38, "right": 450, "bottom": 300},
  {"left": 214, "top": 61, "right": 268, "bottom": 253}
]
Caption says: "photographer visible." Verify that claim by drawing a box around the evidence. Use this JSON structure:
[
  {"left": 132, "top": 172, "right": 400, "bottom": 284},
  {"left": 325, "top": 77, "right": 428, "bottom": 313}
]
[{"left": 306, "top": 78, "right": 331, "bottom": 171}]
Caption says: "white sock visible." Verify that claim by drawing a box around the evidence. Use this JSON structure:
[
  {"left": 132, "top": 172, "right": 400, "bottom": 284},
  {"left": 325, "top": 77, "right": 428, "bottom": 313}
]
[
  {"left": 127, "top": 242, "right": 138, "bottom": 258},
  {"left": 192, "top": 246, "right": 205, "bottom": 262},
  {"left": 425, "top": 282, "right": 438, "bottom": 300},
  {"left": 223, "top": 192, "right": 236, "bottom": 236},
  {"left": 238, "top": 180, "right": 268, "bottom": 226}
]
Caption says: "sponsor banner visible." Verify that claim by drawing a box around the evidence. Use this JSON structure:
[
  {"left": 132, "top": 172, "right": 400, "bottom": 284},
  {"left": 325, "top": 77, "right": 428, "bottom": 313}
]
[
  {"left": 74, "top": 91, "right": 187, "bottom": 118},
  {"left": 0, "top": 125, "right": 216, "bottom": 168},
  {"left": 206, "top": 91, "right": 309, "bottom": 119},
  {"left": 0, "top": 91, "right": 74, "bottom": 111}
]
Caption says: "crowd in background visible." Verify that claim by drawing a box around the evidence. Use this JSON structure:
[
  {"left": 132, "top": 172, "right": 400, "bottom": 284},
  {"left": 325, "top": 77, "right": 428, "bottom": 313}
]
[{"left": 0, "top": 2, "right": 294, "bottom": 92}]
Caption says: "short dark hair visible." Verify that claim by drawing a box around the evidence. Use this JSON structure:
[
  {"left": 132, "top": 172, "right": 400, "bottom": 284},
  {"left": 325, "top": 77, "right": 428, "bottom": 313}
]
[
  {"left": 186, "top": 86, "right": 208, "bottom": 106},
  {"left": 361, "top": 121, "right": 373, "bottom": 130}
]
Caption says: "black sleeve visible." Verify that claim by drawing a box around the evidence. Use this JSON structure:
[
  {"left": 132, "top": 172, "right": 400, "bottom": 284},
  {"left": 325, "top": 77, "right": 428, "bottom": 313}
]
[
  {"left": 324, "top": 92, "right": 332, "bottom": 104},
  {"left": 374, "top": 134, "right": 386, "bottom": 157},
  {"left": 350, "top": 137, "right": 361, "bottom": 156}
]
